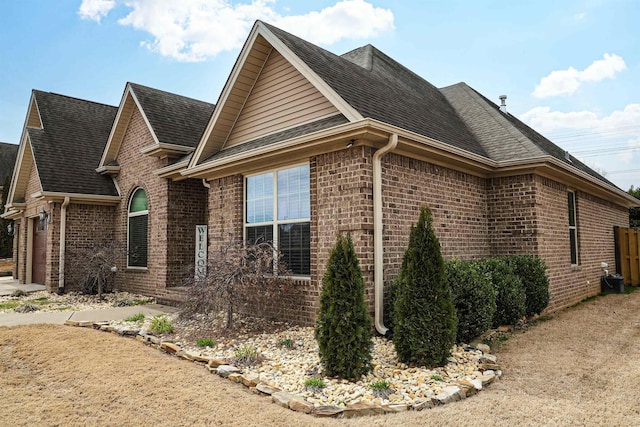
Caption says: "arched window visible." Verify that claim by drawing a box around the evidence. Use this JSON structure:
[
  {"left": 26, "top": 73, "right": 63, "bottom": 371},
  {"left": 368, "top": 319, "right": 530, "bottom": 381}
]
[{"left": 128, "top": 188, "right": 148, "bottom": 268}]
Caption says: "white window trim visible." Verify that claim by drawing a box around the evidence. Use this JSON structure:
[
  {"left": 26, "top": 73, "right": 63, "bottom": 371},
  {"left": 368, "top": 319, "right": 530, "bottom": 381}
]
[
  {"left": 568, "top": 190, "right": 579, "bottom": 266},
  {"left": 127, "top": 188, "right": 149, "bottom": 270},
  {"left": 244, "top": 163, "right": 311, "bottom": 277}
]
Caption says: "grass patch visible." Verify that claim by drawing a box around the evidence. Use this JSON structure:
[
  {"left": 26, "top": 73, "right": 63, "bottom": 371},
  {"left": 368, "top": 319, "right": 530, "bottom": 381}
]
[
  {"left": 277, "top": 338, "right": 294, "bottom": 349},
  {"left": 112, "top": 298, "right": 155, "bottom": 307},
  {"left": 149, "top": 316, "right": 174, "bottom": 334},
  {"left": 430, "top": 374, "right": 443, "bottom": 381},
  {"left": 28, "top": 297, "right": 53, "bottom": 306},
  {"left": 304, "top": 377, "right": 326, "bottom": 393},
  {"left": 124, "top": 313, "right": 146, "bottom": 322},
  {"left": 196, "top": 338, "right": 215, "bottom": 347},
  {"left": 233, "top": 345, "right": 264, "bottom": 367},
  {"left": 52, "top": 306, "right": 73, "bottom": 311},
  {"left": 370, "top": 380, "right": 393, "bottom": 399},
  {"left": 0, "top": 300, "right": 21, "bottom": 310}
]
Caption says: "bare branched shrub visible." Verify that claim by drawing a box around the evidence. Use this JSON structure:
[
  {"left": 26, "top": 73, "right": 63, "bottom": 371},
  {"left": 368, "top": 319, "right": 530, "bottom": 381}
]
[
  {"left": 182, "top": 239, "right": 300, "bottom": 329},
  {"left": 66, "top": 241, "right": 122, "bottom": 300}
]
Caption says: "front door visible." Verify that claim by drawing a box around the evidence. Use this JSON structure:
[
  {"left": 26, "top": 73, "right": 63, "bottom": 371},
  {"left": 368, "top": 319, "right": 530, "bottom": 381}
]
[{"left": 32, "top": 218, "right": 46, "bottom": 284}]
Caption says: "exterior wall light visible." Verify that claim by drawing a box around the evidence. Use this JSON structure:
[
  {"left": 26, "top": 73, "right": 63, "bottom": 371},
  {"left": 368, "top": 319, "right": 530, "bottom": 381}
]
[
  {"left": 346, "top": 139, "right": 355, "bottom": 148},
  {"left": 6, "top": 223, "right": 13, "bottom": 236},
  {"left": 38, "top": 207, "right": 51, "bottom": 223}
]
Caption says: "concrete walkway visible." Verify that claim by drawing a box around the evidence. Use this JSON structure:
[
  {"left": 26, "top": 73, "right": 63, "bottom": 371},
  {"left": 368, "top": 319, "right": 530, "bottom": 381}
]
[
  {"left": 0, "top": 277, "right": 45, "bottom": 296},
  {"left": 0, "top": 277, "right": 178, "bottom": 327},
  {"left": 0, "top": 304, "right": 177, "bottom": 327}
]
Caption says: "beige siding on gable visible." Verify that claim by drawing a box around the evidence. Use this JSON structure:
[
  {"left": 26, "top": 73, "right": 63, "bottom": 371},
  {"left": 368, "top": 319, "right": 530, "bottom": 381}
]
[{"left": 225, "top": 49, "right": 339, "bottom": 148}]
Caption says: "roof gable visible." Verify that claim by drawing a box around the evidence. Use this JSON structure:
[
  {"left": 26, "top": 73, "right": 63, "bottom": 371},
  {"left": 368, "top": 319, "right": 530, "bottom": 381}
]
[
  {"left": 27, "top": 91, "right": 119, "bottom": 196},
  {"left": 26, "top": 96, "right": 42, "bottom": 129},
  {"left": 224, "top": 48, "right": 340, "bottom": 149},
  {"left": 190, "top": 22, "right": 363, "bottom": 167},
  {"left": 7, "top": 91, "right": 119, "bottom": 206},
  {"left": 8, "top": 137, "right": 38, "bottom": 205},
  {"left": 264, "top": 23, "right": 486, "bottom": 158},
  {"left": 100, "top": 83, "right": 215, "bottom": 167}
]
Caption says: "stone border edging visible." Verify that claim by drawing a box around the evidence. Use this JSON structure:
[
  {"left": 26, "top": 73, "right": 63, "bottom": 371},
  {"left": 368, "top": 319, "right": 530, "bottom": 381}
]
[{"left": 64, "top": 319, "right": 501, "bottom": 418}]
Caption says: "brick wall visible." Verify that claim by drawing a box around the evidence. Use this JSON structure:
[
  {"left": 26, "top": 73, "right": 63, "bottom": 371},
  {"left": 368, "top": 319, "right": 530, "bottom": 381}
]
[
  {"left": 15, "top": 158, "right": 55, "bottom": 289},
  {"left": 487, "top": 174, "right": 539, "bottom": 256},
  {"left": 207, "top": 174, "right": 243, "bottom": 252},
  {"left": 382, "top": 153, "right": 490, "bottom": 288},
  {"left": 312, "top": 146, "right": 376, "bottom": 324},
  {"left": 113, "top": 107, "right": 206, "bottom": 297},
  {"left": 166, "top": 179, "right": 207, "bottom": 286},
  {"left": 63, "top": 204, "right": 116, "bottom": 292},
  {"left": 536, "top": 176, "right": 629, "bottom": 310}
]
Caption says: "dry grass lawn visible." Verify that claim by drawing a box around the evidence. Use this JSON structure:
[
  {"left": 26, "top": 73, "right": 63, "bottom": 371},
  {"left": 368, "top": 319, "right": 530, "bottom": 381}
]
[{"left": 2, "top": 291, "right": 640, "bottom": 426}]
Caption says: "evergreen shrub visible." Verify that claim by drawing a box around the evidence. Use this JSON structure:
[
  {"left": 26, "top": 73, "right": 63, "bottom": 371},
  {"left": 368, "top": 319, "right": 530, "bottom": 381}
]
[
  {"left": 506, "top": 255, "right": 550, "bottom": 317},
  {"left": 446, "top": 259, "right": 496, "bottom": 343},
  {"left": 315, "top": 234, "right": 372, "bottom": 380},
  {"left": 392, "top": 207, "right": 458, "bottom": 367},
  {"left": 482, "top": 258, "right": 526, "bottom": 326}
]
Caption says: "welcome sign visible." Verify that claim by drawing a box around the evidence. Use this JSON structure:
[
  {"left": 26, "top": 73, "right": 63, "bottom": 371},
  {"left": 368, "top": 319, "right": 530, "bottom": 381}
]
[{"left": 195, "top": 225, "right": 207, "bottom": 280}]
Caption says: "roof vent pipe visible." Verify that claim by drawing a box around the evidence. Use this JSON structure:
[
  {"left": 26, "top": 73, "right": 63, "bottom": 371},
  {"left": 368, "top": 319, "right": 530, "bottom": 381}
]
[{"left": 499, "top": 95, "right": 507, "bottom": 113}]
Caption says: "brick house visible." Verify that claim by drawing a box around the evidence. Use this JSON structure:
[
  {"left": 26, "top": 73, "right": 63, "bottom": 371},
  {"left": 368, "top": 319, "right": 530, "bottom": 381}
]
[
  {"left": 183, "top": 21, "right": 636, "bottom": 331},
  {"left": 3, "top": 21, "right": 636, "bottom": 332},
  {"left": 4, "top": 84, "right": 213, "bottom": 301}
]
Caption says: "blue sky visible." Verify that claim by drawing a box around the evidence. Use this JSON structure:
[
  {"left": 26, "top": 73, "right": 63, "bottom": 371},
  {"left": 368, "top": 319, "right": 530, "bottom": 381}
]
[{"left": 1, "top": 0, "right": 639, "bottom": 190}]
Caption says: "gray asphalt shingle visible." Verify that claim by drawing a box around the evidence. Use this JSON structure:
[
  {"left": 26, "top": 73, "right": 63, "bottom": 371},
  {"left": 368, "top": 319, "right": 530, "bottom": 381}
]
[
  {"left": 264, "top": 22, "right": 487, "bottom": 158},
  {"left": 129, "top": 83, "right": 215, "bottom": 148},
  {"left": 29, "top": 91, "right": 118, "bottom": 196},
  {"left": 441, "top": 82, "right": 616, "bottom": 187}
]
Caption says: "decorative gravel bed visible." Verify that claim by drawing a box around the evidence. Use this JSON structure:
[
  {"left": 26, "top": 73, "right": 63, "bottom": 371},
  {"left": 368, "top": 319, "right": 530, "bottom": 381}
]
[{"left": 101, "top": 312, "right": 501, "bottom": 413}]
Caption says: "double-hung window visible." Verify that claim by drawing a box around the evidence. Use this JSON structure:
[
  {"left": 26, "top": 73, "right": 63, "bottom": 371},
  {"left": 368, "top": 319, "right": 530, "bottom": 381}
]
[
  {"left": 128, "top": 188, "right": 149, "bottom": 268},
  {"left": 568, "top": 191, "right": 578, "bottom": 265},
  {"left": 245, "top": 164, "right": 310, "bottom": 276}
]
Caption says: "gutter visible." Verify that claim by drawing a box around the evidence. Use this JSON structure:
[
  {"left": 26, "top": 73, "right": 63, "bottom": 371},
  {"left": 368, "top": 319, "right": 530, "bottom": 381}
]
[
  {"left": 58, "top": 197, "right": 70, "bottom": 292},
  {"left": 373, "top": 133, "right": 398, "bottom": 335}
]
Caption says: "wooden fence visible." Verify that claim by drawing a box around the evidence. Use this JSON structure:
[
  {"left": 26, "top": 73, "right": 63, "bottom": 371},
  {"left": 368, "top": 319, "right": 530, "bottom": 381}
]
[{"left": 614, "top": 226, "right": 640, "bottom": 285}]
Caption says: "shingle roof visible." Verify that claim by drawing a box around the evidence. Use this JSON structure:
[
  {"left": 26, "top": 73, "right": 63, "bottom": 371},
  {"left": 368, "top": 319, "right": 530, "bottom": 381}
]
[
  {"left": 0, "top": 142, "right": 19, "bottom": 183},
  {"left": 129, "top": 83, "right": 215, "bottom": 148},
  {"left": 263, "top": 22, "right": 487, "bottom": 158},
  {"left": 28, "top": 91, "right": 118, "bottom": 196},
  {"left": 205, "top": 114, "right": 349, "bottom": 163},
  {"left": 441, "top": 82, "right": 616, "bottom": 187}
]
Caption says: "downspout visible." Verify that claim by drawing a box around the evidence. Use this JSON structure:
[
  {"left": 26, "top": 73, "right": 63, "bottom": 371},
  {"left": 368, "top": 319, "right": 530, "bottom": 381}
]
[
  {"left": 201, "top": 179, "right": 211, "bottom": 189},
  {"left": 58, "top": 197, "right": 70, "bottom": 292},
  {"left": 373, "top": 133, "right": 398, "bottom": 335}
]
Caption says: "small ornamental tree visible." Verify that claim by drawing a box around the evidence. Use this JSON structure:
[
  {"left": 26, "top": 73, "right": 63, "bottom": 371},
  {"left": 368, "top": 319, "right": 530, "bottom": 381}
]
[
  {"left": 393, "top": 207, "right": 458, "bottom": 367},
  {"left": 183, "top": 239, "right": 297, "bottom": 330},
  {"left": 315, "top": 234, "right": 372, "bottom": 380}
]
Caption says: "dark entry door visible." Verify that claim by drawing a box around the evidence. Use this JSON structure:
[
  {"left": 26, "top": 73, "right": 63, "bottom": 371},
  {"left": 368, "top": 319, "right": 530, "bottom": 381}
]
[{"left": 32, "top": 218, "right": 46, "bottom": 284}]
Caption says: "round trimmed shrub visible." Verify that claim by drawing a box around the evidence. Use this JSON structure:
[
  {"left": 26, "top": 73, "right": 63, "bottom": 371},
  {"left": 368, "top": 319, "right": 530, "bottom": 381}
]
[
  {"left": 315, "top": 234, "right": 372, "bottom": 380},
  {"left": 506, "top": 255, "right": 550, "bottom": 317},
  {"left": 446, "top": 259, "right": 496, "bottom": 343},
  {"left": 393, "top": 207, "right": 458, "bottom": 367},
  {"left": 483, "top": 258, "right": 526, "bottom": 327}
]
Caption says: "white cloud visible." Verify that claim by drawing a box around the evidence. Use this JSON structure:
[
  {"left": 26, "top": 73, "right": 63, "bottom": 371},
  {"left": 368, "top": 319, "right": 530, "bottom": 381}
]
[
  {"left": 574, "top": 12, "right": 586, "bottom": 20},
  {"left": 80, "top": 0, "right": 394, "bottom": 62},
  {"left": 78, "top": 0, "right": 116, "bottom": 22},
  {"left": 274, "top": 0, "right": 394, "bottom": 45},
  {"left": 532, "top": 53, "right": 627, "bottom": 98},
  {"left": 618, "top": 136, "right": 640, "bottom": 164},
  {"left": 520, "top": 104, "right": 640, "bottom": 133}
]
